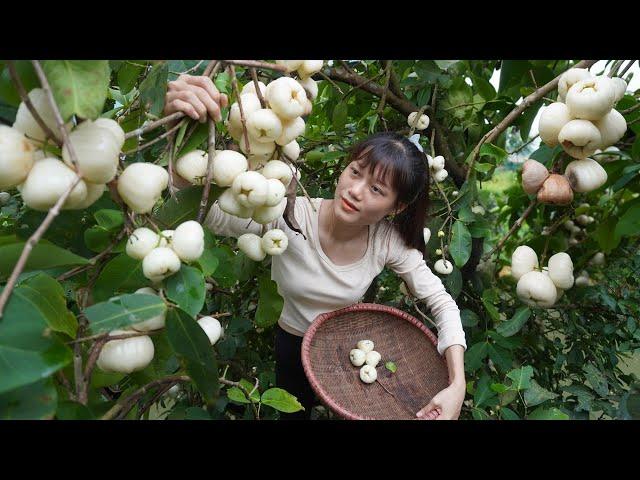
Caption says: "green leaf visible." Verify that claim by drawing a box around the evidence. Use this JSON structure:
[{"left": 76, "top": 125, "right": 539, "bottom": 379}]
[
  {"left": 139, "top": 62, "right": 169, "bottom": 117},
  {"left": 92, "top": 254, "right": 148, "bottom": 303},
  {"left": 595, "top": 216, "right": 621, "bottom": 253},
  {"left": 472, "top": 74, "right": 496, "bottom": 101},
  {"left": 17, "top": 273, "right": 77, "bottom": 338},
  {"left": 496, "top": 307, "right": 531, "bottom": 337},
  {"left": 507, "top": 365, "right": 534, "bottom": 391},
  {"left": 0, "top": 378, "right": 57, "bottom": 419},
  {"left": 583, "top": 363, "right": 609, "bottom": 397},
  {"left": 527, "top": 407, "right": 569, "bottom": 420},
  {"left": 261, "top": 388, "right": 304, "bottom": 413},
  {"left": 0, "top": 61, "right": 39, "bottom": 107},
  {"left": 196, "top": 249, "right": 219, "bottom": 277},
  {"left": 117, "top": 62, "right": 144, "bottom": 95},
  {"left": 166, "top": 266, "right": 205, "bottom": 318},
  {"left": 474, "top": 373, "right": 497, "bottom": 408},
  {"left": 0, "top": 341, "right": 72, "bottom": 395},
  {"left": 55, "top": 401, "right": 95, "bottom": 420},
  {"left": 185, "top": 407, "right": 212, "bottom": 420},
  {"left": 153, "top": 185, "right": 222, "bottom": 229},
  {"left": 479, "top": 143, "right": 508, "bottom": 164},
  {"left": 94, "top": 209, "right": 124, "bottom": 231},
  {"left": 481, "top": 289, "right": 501, "bottom": 322},
  {"left": 385, "top": 361, "right": 397, "bottom": 373},
  {"left": 177, "top": 122, "right": 210, "bottom": 157},
  {"left": 460, "top": 309, "right": 479, "bottom": 327},
  {"left": 524, "top": 379, "right": 558, "bottom": 407},
  {"left": 42, "top": 60, "right": 111, "bottom": 120},
  {"left": 0, "top": 242, "right": 88, "bottom": 281},
  {"left": 254, "top": 273, "right": 284, "bottom": 328},
  {"left": 615, "top": 203, "right": 640, "bottom": 239},
  {"left": 84, "top": 293, "right": 166, "bottom": 334},
  {"left": 443, "top": 266, "right": 462, "bottom": 299},
  {"left": 464, "top": 342, "right": 489, "bottom": 373},
  {"left": 500, "top": 407, "right": 520, "bottom": 420},
  {"left": 227, "top": 379, "right": 260, "bottom": 404},
  {"left": 84, "top": 226, "right": 113, "bottom": 253},
  {"left": 332, "top": 103, "right": 348, "bottom": 133},
  {"left": 498, "top": 60, "right": 532, "bottom": 94},
  {"left": 450, "top": 221, "right": 472, "bottom": 267},
  {"left": 165, "top": 308, "right": 219, "bottom": 403}
]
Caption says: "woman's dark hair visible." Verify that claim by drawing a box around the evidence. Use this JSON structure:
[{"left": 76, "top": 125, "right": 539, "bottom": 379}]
[{"left": 346, "top": 132, "right": 430, "bottom": 258}]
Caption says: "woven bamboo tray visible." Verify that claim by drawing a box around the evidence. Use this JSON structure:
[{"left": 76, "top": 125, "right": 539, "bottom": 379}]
[{"left": 301, "top": 303, "right": 450, "bottom": 420}]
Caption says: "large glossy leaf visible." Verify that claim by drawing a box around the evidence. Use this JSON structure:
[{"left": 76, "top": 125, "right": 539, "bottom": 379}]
[
  {"left": 507, "top": 366, "right": 534, "bottom": 391},
  {"left": 496, "top": 307, "right": 531, "bottom": 337},
  {"left": 0, "top": 242, "right": 88, "bottom": 281},
  {"left": 527, "top": 407, "right": 569, "bottom": 420},
  {"left": 464, "top": 342, "right": 489, "bottom": 373},
  {"left": 614, "top": 202, "right": 640, "bottom": 239},
  {"left": 165, "top": 308, "right": 219, "bottom": 403},
  {"left": 524, "top": 379, "right": 558, "bottom": 407},
  {"left": 0, "top": 378, "right": 57, "bottom": 419},
  {"left": 582, "top": 363, "right": 609, "bottom": 397},
  {"left": 139, "top": 62, "right": 169, "bottom": 117},
  {"left": 0, "top": 61, "right": 40, "bottom": 107},
  {"left": 84, "top": 293, "right": 166, "bottom": 334},
  {"left": 261, "top": 388, "right": 304, "bottom": 413},
  {"left": 92, "top": 254, "right": 147, "bottom": 303},
  {"left": 473, "top": 373, "right": 497, "bottom": 408},
  {"left": 166, "top": 266, "right": 205, "bottom": 318},
  {"left": 255, "top": 273, "right": 284, "bottom": 328},
  {"left": 450, "top": 221, "right": 472, "bottom": 268},
  {"left": 42, "top": 60, "right": 111, "bottom": 120},
  {"left": 153, "top": 185, "right": 222, "bottom": 229}
]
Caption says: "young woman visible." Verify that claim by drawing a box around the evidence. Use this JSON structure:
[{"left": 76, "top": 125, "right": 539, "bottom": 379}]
[{"left": 163, "top": 74, "right": 467, "bottom": 420}]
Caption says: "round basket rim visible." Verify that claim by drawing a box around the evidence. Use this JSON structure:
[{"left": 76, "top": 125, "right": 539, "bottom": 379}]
[{"left": 301, "top": 302, "right": 447, "bottom": 420}]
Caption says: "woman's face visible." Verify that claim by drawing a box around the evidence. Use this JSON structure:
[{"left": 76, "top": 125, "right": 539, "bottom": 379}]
[{"left": 332, "top": 158, "right": 406, "bottom": 226}]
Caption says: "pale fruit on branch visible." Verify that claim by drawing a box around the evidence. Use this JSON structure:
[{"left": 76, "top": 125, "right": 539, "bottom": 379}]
[
  {"left": 538, "top": 102, "right": 572, "bottom": 147},
  {"left": 261, "top": 160, "right": 294, "bottom": 187},
  {"left": 239, "top": 132, "right": 276, "bottom": 161},
  {"left": 131, "top": 287, "right": 166, "bottom": 332},
  {"left": 557, "top": 68, "right": 592, "bottom": 102},
  {"left": 434, "top": 259, "right": 453, "bottom": 275},
  {"left": 92, "top": 118, "right": 125, "bottom": 149},
  {"left": 62, "top": 122, "right": 121, "bottom": 183},
  {"left": 610, "top": 77, "right": 627, "bottom": 102},
  {"left": 246, "top": 109, "right": 283, "bottom": 144},
  {"left": 217, "top": 188, "right": 254, "bottom": 219},
  {"left": 175, "top": 149, "right": 209, "bottom": 185},
  {"left": 0, "top": 126, "right": 36, "bottom": 189},
  {"left": 265, "top": 77, "right": 308, "bottom": 120},
  {"left": 264, "top": 178, "right": 287, "bottom": 207},
  {"left": 276, "top": 117, "right": 305, "bottom": 146},
  {"left": 96, "top": 329, "right": 155, "bottom": 374},
  {"left": 252, "top": 198, "right": 287, "bottom": 224},
  {"left": 298, "top": 76, "right": 318, "bottom": 100},
  {"left": 228, "top": 93, "right": 262, "bottom": 131},
  {"left": 261, "top": 228, "right": 288, "bottom": 255},
  {"left": 296, "top": 60, "right": 324, "bottom": 79},
  {"left": 12, "top": 88, "right": 70, "bottom": 143},
  {"left": 510, "top": 245, "right": 539, "bottom": 281},
  {"left": 171, "top": 221, "right": 204, "bottom": 263},
  {"left": 547, "top": 252, "right": 574, "bottom": 290},
  {"left": 142, "top": 247, "right": 181, "bottom": 283},
  {"left": 558, "top": 119, "right": 602, "bottom": 159},
  {"left": 282, "top": 140, "right": 300, "bottom": 162},
  {"left": 117, "top": 163, "right": 169, "bottom": 214},
  {"left": 565, "top": 77, "right": 616, "bottom": 121},
  {"left": 275, "top": 60, "right": 304, "bottom": 73},
  {"left": 158, "top": 230, "right": 174, "bottom": 248},
  {"left": 19, "top": 157, "right": 88, "bottom": 211},
  {"left": 564, "top": 158, "right": 608, "bottom": 193},
  {"left": 427, "top": 154, "right": 445, "bottom": 172},
  {"left": 408, "top": 112, "right": 430, "bottom": 130},
  {"left": 433, "top": 169, "right": 448, "bottom": 183},
  {"left": 238, "top": 233, "right": 267, "bottom": 261},
  {"left": 536, "top": 174, "right": 574, "bottom": 205},
  {"left": 594, "top": 109, "right": 627, "bottom": 148},
  {"left": 241, "top": 80, "right": 267, "bottom": 98},
  {"left": 126, "top": 227, "right": 161, "bottom": 260},
  {"left": 197, "top": 316, "right": 223, "bottom": 345},
  {"left": 521, "top": 159, "right": 550, "bottom": 194},
  {"left": 66, "top": 181, "right": 106, "bottom": 210},
  {"left": 231, "top": 171, "right": 269, "bottom": 207},
  {"left": 423, "top": 227, "right": 431, "bottom": 245},
  {"left": 211, "top": 150, "right": 248, "bottom": 187},
  {"left": 516, "top": 271, "right": 558, "bottom": 308}
]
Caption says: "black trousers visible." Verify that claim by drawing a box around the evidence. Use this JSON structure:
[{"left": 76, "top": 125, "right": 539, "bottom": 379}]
[{"left": 274, "top": 325, "right": 317, "bottom": 420}]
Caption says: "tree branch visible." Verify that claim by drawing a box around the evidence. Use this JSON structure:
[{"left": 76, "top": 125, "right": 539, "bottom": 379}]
[
  {"left": 224, "top": 60, "right": 287, "bottom": 72},
  {"left": 482, "top": 198, "right": 538, "bottom": 261},
  {"left": 197, "top": 119, "right": 216, "bottom": 223}
]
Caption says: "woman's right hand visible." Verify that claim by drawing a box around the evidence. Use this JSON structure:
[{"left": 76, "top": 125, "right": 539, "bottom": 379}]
[{"left": 163, "top": 74, "right": 229, "bottom": 123}]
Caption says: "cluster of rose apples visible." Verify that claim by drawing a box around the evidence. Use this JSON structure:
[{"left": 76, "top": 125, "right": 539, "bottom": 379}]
[
  {"left": 510, "top": 246, "right": 575, "bottom": 308},
  {"left": 0, "top": 88, "right": 125, "bottom": 211},
  {"left": 524, "top": 68, "right": 628, "bottom": 205},
  {"left": 349, "top": 339, "right": 382, "bottom": 384}
]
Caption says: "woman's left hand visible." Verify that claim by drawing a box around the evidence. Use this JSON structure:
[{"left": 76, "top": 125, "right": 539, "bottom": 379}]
[{"left": 416, "top": 381, "right": 466, "bottom": 420}]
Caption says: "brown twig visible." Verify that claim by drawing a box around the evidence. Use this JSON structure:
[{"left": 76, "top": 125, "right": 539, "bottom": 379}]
[
  {"left": 618, "top": 60, "right": 636, "bottom": 78},
  {"left": 167, "top": 131, "right": 178, "bottom": 199},
  {"left": 228, "top": 64, "right": 250, "bottom": 154},
  {"left": 224, "top": 60, "right": 287, "bottom": 72},
  {"left": 508, "top": 134, "right": 540, "bottom": 156},
  {"left": 220, "top": 377, "right": 260, "bottom": 420},
  {"left": 376, "top": 60, "right": 393, "bottom": 130},
  {"left": 464, "top": 59, "right": 598, "bottom": 182},
  {"left": 482, "top": 198, "right": 538, "bottom": 261},
  {"left": 56, "top": 229, "right": 127, "bottom": 282},
  {"left": 197, "top": 119, "right": 217, "bottom": 223},
  {"left": 124, "top": 112, "right": 184, "bottom": 140},
  {"left": 411, "top": 297, "right": 437, "bottom": 329},
  {"left": 123, "top": 121, "right": 183, "bottom": 155},
  {"left": 316, "top": 69, "right": 343, "bottom": 94},
  {"left": 7, "top": 61, "right": 62, "bottom": 147},
  {"left": 250, "top": 68, "right": 266, "bottom": 108}
]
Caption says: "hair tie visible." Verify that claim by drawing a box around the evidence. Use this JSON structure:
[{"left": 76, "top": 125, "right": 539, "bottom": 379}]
[{"left": 407, "top": 133, "right": 424, "bottom": 153}]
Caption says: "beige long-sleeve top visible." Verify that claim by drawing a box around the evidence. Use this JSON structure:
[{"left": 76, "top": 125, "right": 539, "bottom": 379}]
[{"left": 204, "top": 196, "right": 467, "bottom": 356}]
